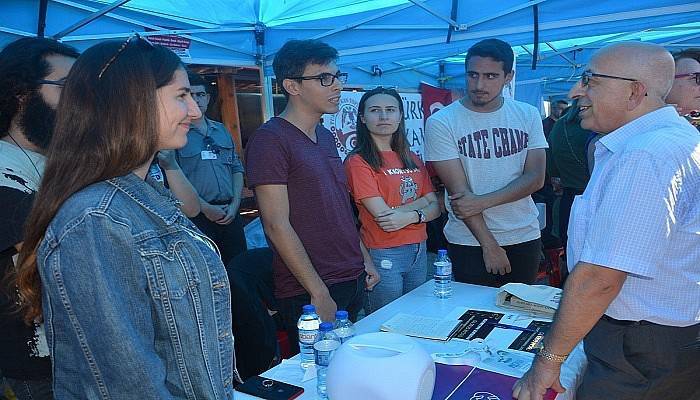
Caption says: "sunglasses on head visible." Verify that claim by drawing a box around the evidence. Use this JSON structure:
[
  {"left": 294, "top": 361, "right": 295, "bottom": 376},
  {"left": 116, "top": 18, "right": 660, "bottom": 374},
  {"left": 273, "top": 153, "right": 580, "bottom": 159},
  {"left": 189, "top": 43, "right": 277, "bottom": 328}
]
[{"left": 98, "top": 33, "right": 155, "bottom": 80}]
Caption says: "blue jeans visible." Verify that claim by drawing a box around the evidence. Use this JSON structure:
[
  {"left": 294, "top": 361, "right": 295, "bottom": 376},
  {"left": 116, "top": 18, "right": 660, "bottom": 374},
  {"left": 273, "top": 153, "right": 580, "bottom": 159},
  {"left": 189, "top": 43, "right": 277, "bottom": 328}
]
[
  {"left": 5, "top": 377, "right": 53, "bottom": 400},
  {"left": 366, "top": 241, "right": 428, "bottom": 314}
]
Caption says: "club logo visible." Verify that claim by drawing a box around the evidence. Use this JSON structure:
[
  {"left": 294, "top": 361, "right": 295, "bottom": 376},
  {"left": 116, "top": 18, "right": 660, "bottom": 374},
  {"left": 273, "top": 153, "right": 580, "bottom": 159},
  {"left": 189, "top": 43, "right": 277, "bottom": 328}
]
[{"left": 327, "top": 96, "right": 359, "bottom": 157}]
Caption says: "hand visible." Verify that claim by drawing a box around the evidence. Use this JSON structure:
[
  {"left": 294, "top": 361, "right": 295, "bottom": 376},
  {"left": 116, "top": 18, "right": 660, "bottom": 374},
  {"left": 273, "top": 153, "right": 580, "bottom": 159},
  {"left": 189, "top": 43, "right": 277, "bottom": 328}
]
[
  {"left": 374, "top": 209, "right": 415, "bottom": 232},
  {"left": 512, "top": 357, "right": 566, "bottom": 400},
  {"left": 216, "top": 200, "right": 240, "bottom": 225},
  {"left": 157, "top": 150, "right": 179, "bottom": 170},
  {"left": 449, "top": 191, "right": 488, "bottom": 219},
  {"left": 482, "top": 245, "right": 511, "bottom": 275},
  {"left": 364, "top": 260, "right": 381, "bottom": 291},
  {"left": 201, "top": 202, "right": 226, "bottom": 222},
  {"left": 310, "top": 291, "right": 338, "bottom": 322}
]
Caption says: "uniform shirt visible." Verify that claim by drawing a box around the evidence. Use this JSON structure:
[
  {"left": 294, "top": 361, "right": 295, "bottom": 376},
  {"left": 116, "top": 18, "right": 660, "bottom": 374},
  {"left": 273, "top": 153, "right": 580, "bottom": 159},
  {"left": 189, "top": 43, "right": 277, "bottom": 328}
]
[
  {"left": 568, "top": 106, "right": 700, "bottom": 327},
  {"left": 425, "top": 98, "right": 548, "bottom": 246},
  {"left": 176, "top": 118, "right": 244, "bottom": 204},
  {"left": 345, "top": 151, "right": 433, "bottom": 249},
  {"left": 245, "top": 117, "right": 364, "bottom": 299}
]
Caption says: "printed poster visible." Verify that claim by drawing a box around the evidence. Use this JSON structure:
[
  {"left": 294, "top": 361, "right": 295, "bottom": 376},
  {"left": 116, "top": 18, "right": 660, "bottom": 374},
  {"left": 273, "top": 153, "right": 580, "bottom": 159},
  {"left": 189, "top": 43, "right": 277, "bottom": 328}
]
[{"left": 322, "top": 91, "right": 425, "bottom": 160}]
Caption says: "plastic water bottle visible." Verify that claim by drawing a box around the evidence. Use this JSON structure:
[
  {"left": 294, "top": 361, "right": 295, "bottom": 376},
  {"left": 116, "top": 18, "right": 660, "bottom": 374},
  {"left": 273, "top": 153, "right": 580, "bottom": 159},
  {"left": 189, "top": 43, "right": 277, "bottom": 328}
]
[
  {"left": 433, "top": 249, "right": 453, "bottom": 298},
  {"left": 314, "top": 322, "right": 341, "bottom": 399},
  {"left": 297, "top": 304, "right": 321, "bottom": 370},
  {"left": 333, "top": 310, "right": 355, "bottom": 343}
]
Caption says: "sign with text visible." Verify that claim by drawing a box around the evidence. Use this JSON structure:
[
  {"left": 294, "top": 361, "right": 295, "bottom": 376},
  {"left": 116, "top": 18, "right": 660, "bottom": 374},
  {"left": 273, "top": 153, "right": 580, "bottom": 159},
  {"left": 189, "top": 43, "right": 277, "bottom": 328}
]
[{"left": 322, "top": 91, "right": 425, "bottom": 160}]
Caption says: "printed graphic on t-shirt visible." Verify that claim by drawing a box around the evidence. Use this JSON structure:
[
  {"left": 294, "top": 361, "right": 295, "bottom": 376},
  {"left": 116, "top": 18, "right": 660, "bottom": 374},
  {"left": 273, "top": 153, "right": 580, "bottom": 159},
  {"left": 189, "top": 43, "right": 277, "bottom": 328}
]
[
  {"left": 457, "top": 127, "right": 530, "bottom": 159},
  {"left": 399, "top": 176, "right": 418, "bottom": 204}
]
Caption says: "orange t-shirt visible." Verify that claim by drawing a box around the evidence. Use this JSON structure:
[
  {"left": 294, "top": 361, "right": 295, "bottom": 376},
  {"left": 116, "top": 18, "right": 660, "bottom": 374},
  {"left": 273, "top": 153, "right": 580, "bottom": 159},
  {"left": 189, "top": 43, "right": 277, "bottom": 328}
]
[{"left": 345, "top": 151, "right": 434, "bottom": 249}]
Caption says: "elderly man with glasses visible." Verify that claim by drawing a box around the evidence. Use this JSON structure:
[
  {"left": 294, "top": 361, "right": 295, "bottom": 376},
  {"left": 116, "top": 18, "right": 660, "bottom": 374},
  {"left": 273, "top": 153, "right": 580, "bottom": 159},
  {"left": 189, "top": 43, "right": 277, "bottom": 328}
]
[
  {"left": 513, "top": 42, "right": 700, "bottom": 400},
  {"left": 666, "top": 48, "right": 700, "bottom": 127}
]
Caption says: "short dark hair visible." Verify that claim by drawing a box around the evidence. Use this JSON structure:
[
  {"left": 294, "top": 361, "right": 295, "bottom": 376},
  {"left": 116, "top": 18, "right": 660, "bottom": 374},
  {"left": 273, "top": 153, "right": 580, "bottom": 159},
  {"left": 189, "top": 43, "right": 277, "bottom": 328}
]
[
  {"left": 673, "top": 48, "right": 700, "bottom": 63},
  {"left": 0, "top": 37, "right": 79, "bottom": 137},
  {"left": 187, "top": 71, "right": 208, "bottom": 91},
  {"left": 273, "top": 39, "right": 338, "bottom": 97},
  {"left": 465, "top": 39, "right": 514, "bottom": 74}
]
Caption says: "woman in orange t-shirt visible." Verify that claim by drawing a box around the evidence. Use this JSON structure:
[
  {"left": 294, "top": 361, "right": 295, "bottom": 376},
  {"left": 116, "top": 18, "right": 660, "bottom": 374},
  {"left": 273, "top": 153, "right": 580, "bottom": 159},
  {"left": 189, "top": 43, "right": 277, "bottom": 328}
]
[{"left": 345, "top": 87, "right": 440, "bottom": 314}]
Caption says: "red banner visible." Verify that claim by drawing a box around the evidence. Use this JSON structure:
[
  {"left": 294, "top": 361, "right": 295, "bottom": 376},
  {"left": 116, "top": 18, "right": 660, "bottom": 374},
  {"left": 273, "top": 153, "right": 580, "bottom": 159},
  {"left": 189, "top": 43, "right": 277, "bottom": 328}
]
[{"left": 420, "top": 82, "right": 452, "bottom": 121}]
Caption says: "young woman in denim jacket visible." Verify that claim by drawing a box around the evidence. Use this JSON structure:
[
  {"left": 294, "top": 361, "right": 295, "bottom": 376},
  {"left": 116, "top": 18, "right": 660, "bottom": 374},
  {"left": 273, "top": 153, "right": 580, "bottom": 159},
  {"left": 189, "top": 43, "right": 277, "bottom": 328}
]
[
  {"left": 344, "top": 88, "right": 441, "bottom": 314},
  {"left": 15, "top": 37, "right": 239, "bottom": 399}
]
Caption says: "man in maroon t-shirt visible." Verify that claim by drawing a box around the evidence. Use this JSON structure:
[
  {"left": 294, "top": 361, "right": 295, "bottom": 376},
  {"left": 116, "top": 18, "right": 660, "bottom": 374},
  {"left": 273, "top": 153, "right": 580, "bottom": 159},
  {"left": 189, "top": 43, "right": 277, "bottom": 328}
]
[{"left": 246, "top": 39, "right": 380, "bottom": 353}]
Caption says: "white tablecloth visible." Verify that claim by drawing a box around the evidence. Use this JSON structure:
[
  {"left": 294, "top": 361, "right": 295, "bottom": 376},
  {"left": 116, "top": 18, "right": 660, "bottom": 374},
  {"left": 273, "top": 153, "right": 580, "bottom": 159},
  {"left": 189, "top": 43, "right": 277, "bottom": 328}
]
[{"left": 235, "top": 281, "right": 586, "bottom": 399}]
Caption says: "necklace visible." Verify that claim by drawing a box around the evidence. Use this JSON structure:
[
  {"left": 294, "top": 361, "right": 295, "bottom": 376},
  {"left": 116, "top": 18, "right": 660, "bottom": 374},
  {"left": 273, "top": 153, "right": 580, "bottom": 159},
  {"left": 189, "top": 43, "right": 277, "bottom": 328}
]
[
  {"left": 5, "top": 134, "right": 41, "bottom": 178},
  {"left": 563, "top": 123, "right": 586, "bottom": 170}
]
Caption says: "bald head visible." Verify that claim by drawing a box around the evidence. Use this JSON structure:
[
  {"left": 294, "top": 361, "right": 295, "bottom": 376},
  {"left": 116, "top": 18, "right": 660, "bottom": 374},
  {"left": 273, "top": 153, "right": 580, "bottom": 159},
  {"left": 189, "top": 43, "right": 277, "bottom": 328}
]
[
  {"left": 570, "top": 42, "right": 675, "bottom": 133},
  {"left": 591, "top": 42, "right": 675, "bottom": 100}
]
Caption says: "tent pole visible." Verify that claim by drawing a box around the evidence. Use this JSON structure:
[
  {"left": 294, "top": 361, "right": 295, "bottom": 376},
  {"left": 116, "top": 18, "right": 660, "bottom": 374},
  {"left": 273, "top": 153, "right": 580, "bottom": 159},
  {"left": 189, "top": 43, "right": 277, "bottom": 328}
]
[
  {"left": 255, "top": 22, "right": 273, "bottom": 122},
  {"left": 37, "top": 0, "right": 48, "bottom": 37},
  {"left": 52, "top": 0, "right": 132, "bottom": 39}
]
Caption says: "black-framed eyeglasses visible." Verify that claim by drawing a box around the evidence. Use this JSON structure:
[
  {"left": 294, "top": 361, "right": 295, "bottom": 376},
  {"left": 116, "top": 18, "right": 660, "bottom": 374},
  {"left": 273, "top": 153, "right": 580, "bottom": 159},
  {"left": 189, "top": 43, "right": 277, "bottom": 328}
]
[
  {"left": 675, "top": 72, "right": 700, "bottom": 85},
  {"left": 580, "top": 70, "right": 638, "bottom": 86},
  {"left": 192, "top": 91, "right": 209, "bottom": 98},
  {"left": 288, "top": 71, "right": 348, "bottom": 87},
  {"left": 98, "top": 33, "right": 154, "bottom": 80},
  {"left": 37, "top": 78, "right": 67, "bottom": 88}
]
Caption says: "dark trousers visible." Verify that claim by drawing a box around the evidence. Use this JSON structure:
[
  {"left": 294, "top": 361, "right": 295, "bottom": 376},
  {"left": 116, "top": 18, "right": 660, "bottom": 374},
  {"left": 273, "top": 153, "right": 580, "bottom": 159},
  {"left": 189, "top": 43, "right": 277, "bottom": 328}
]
[
  {"left": 191, "top": 212, "right": 247, "bottom": 266},
  {"left": 448, "top": 238, "right": 541, "bottom": 288},
  {"left": 559, "top": 188, "right": 584, "bottom": 249},
  {"left": 578, "top": 316, "right": 700, "bottom": 400},
  {"left": 277, "top": 273, "right": 366, "bottom": 355},
  {"left": 4, "top": 376, "right": 53, "bottom": 400}
]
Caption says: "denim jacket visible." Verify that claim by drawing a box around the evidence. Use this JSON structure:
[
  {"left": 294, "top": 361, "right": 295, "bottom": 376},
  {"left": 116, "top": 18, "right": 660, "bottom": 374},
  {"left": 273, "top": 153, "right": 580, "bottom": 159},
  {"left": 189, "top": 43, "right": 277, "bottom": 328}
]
[{"left": 37, "top": 173, "right": 239, "bottom": 399}]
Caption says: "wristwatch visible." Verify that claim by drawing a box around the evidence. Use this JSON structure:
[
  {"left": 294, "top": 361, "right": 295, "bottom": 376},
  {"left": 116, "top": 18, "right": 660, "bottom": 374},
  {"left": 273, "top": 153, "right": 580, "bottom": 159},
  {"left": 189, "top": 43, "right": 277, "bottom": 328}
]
[
  {"left": 414, "top": 209, "right": 426, "bottom": 224},
  {"left": 537, "top": 344, "right": 568, "bottom": 364}
]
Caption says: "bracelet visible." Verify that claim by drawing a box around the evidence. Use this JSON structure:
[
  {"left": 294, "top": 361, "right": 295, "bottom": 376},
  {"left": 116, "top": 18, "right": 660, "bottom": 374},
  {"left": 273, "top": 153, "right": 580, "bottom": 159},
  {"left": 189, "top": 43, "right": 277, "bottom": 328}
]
[{"left": 537, "top": 346, "right": 568, "bottom": 364}]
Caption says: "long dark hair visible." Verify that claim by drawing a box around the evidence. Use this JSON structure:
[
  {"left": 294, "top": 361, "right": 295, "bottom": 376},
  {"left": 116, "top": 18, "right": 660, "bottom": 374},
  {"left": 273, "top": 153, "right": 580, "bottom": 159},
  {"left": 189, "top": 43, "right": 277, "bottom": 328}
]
[
  {"left": 15, "top": 38, "right": 183, "bottom": 323},
  {"left": 351, "top": 87, "right": 416, "bottom": 171}
]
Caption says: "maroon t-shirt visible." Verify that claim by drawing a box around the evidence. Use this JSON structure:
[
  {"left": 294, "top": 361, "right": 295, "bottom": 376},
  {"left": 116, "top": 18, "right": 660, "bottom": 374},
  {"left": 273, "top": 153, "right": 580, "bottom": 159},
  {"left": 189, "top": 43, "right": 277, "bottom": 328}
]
[{"left": 246, "top": 117, "right": 364, "bottom": 299}]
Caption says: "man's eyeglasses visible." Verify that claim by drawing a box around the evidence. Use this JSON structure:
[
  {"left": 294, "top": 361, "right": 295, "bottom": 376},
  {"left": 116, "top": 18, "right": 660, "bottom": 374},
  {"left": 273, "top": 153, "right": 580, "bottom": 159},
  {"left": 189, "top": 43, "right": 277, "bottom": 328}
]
[
  {"left": 288, "top": 71, "right": 348, "bottom": 87},
  {"left": 580, "top": 70, "right": 638, "bottom": 86},
  {"left": 674, "top": 72, "right": 700, "bottom": 85},
  {"left": 98, "top": 33, "right": 154, "bottom": 80},
  {"left": 192, "top": 91, "right": 209, "bottom": 98},
  {"left": 37, "top": 78, "right": 67, "bottom": 88}
]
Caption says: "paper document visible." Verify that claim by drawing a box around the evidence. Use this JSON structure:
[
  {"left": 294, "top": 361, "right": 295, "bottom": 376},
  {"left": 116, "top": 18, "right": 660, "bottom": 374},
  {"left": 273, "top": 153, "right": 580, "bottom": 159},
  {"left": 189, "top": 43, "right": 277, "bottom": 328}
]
[
  {"left": 496, "top": 283, "right": 562, "bottom": 317},
  {"left": 380, "top": 313, "right": 461, "bottom": 341}
]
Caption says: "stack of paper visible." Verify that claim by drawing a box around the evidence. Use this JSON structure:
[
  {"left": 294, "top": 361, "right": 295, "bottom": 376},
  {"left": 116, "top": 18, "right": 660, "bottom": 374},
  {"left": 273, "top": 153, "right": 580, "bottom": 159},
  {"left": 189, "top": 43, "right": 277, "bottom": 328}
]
[{"left": 496, "top": 283, "right": 562, "bottom": 317}]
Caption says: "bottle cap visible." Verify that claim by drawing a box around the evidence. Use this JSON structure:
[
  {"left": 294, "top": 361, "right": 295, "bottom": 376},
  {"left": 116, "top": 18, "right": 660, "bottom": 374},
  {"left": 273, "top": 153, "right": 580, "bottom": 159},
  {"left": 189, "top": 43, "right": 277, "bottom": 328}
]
[
  {"left": 320, "top": 322, "right": 334, "bottom": 331},
  {"left": 302, "top": 304, "right": 316, "bottom": 313},
  {"left": 437, "top": 249, "right": 448, "bottom": 257},
  {"left": 335, "top": 310, "right": 349, "bottom": 320}
]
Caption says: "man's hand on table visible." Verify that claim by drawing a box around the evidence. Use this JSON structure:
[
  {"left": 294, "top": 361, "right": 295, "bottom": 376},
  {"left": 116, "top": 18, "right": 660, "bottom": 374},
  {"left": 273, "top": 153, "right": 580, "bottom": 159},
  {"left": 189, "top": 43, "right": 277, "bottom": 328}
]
[{"left": 512, "top": 357, "right": 566, "bottom": 399}]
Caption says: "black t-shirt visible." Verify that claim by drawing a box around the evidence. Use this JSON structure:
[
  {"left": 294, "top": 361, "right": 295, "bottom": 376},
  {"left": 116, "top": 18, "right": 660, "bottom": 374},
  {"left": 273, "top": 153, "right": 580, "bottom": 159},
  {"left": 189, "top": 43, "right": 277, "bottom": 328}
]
[{"left": 0, "top": 186, "right": 51, "bottom": 380}]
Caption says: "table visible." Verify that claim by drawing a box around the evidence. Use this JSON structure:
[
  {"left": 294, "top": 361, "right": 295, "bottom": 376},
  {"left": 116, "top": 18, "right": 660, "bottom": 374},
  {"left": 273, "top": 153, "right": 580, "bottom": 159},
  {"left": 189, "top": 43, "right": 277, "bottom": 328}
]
[{"left": 235, "top": 281, "right": 587, "bottom": 399}]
